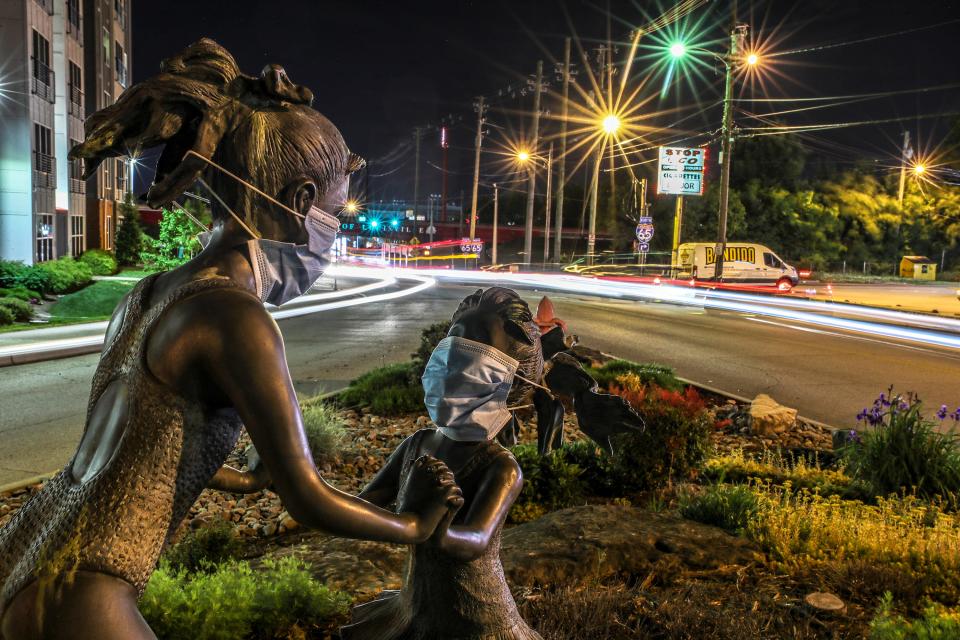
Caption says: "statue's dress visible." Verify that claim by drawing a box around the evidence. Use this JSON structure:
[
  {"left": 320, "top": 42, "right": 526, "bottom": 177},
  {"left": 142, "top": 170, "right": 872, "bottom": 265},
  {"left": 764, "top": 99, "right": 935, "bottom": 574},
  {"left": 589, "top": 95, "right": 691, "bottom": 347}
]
[
  {"left": 0, "top": 274, "right": 246, "bottom": 612},
  {"left": 341, "top": 429, "right": 542, "bottom": 640}
]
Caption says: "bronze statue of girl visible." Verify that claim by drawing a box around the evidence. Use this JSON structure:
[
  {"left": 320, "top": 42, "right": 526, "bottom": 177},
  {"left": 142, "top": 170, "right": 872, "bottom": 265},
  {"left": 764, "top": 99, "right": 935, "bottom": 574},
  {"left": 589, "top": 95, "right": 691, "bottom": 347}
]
[{"left": 0, "top": 39, "right": 461, "bottom": 640}]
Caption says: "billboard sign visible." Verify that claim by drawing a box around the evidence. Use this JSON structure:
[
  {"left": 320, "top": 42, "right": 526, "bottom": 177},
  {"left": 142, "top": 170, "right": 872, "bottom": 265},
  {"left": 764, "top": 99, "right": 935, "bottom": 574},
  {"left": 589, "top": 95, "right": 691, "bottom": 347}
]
[{"left": 657, "top": 146, "right": 706, "bottom": 196}]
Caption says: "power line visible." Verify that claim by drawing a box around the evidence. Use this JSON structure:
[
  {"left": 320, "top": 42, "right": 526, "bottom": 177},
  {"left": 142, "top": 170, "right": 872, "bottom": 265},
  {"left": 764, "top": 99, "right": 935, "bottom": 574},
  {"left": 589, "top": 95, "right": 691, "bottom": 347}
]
[
  {"left": 740, "top": 110, "right": 960, "bottom": 137},
  {"left": 770, "top": 18, "right": 960, "bottom": 58},
  {"left": 732, "top": 81, "right": 960, "bottom": 103}
]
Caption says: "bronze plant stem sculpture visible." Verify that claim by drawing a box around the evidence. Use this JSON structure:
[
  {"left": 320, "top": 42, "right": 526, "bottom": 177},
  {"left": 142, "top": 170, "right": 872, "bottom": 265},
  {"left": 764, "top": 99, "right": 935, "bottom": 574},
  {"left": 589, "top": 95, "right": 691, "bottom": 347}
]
[{"left": 0, "top": 39, "right": 461, "bottom": 640}]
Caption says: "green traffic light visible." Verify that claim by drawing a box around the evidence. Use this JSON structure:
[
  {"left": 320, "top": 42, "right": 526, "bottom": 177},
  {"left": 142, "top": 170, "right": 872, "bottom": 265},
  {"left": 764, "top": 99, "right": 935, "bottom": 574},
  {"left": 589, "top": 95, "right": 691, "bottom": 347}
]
[{"left": 669, "top": 41, "right": 687, "bottom": 58}]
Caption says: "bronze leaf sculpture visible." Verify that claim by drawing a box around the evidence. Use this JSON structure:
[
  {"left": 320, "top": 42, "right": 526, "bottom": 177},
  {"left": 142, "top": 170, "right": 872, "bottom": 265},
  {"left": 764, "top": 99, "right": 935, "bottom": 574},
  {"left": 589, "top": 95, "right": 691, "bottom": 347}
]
[{"left": 0, "top": 39, "right": 462, "bottom": 640}]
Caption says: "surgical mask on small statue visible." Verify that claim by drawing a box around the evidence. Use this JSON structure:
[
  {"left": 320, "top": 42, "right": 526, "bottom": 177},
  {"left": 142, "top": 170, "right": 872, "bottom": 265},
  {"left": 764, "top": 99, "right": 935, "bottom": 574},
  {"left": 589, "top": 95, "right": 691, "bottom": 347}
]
[
  {"left": 421, "top": 336, "right": 518, "bottom": 442},
  {"left": 190, "top": 151, "right": 340, "bottom": 306}
]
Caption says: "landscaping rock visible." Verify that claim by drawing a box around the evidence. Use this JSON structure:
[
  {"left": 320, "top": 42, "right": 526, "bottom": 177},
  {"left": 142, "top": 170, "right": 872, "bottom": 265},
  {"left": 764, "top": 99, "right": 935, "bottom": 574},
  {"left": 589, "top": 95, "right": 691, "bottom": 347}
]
[
  {"left": 256, "top": 504, "right": 758, "bottom": 600},
  {"left": 804, "top": 592, "right": 846, "bottom": 615},
  {"left": 748, "top": 394, "right": 798, "bottom": 436}
]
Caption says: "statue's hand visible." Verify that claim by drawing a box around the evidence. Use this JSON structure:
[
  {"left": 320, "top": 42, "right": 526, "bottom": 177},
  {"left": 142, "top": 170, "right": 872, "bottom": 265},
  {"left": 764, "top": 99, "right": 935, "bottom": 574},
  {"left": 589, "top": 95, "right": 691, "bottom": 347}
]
[{"left": 398, "top": 455, "right": 463, "bottom": 542}]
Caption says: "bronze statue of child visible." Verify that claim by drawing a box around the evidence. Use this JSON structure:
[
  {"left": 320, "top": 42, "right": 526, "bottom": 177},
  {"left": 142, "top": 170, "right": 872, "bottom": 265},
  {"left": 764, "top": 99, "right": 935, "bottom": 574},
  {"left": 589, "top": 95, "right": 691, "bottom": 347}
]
[{"left": 341, "top": 291, "right": 543, "bottom": 640}]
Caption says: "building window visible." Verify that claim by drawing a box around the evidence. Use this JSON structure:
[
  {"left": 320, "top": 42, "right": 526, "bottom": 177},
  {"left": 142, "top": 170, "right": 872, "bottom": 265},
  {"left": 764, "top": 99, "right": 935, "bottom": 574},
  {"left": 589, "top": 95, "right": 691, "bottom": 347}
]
[
  {"left": 114, "top": 0, "right": 126, "bottom": 29},
  {"left": 114, "top": 43, "right": 128, "bottom": 88},
  {"left": 70, "top": 214, "right": 85, "bottom": 257},
  {"left": 33, "top": 0, "right": 54, "bottom": 16},
  {"left": 37, "top": 214, "right": 55, "bottom": 262},
  {"left": 33, "top": 124, "right": 55, "bottom": 189},
  {"left": 66, "top": 0, "right": 81, "bottom": 35},
  {"left": 69, "top": 139, "right": 85, "bottom": 194},
  {"left": 31, "top": 30, "right": 55, "bottom": 102},
  {"left": 68, "top": 61, "right": 84, "bottom": 118},
  {"left": 104, "top": 213, "right": 114, "bottom": 250},
  {"left": 115, "top": 158, "right": 128, "bottom": 195}
]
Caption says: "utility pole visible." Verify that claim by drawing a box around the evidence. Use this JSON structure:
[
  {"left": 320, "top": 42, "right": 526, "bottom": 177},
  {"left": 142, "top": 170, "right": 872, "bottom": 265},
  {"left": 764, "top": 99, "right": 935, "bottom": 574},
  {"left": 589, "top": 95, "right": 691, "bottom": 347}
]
[
  {"left": 523, "top": 60, "right": 543, "bottom": 265},
  {"left": 586, "top": 46, "right": 607, "bottom": 265},
  {"left": 469, "top": 96, "right": 486, "bottom": 240},
  {"left": 714, "top": 16, "right": 745, "bottom": 282},
  {"left": 554, "top": 37, "right": 571, "bottom": 262},
  {"left": 440, "top": 126, "right": 449, "bottom": 225},
  {"left": 492, "top": 183, "right": 499, "bottom": 264},
  {"left": 412, "top": 127, "right": 422, "bottom": 219},
  {"left": 543, "top": 142, "right": 554, "bottom": 262},
  {"left": 897, "top": 130, "right": 912, "bottom": 207},
  {"left": 672, "top": 195, "right": 684, "bottom": 272}
]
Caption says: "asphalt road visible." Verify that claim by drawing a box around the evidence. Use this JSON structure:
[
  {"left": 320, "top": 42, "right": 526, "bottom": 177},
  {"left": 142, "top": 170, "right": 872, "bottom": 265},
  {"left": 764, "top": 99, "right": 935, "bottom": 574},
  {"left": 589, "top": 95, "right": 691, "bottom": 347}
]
[{"left": 2, "top": 281, "right": 958, "bottom": 486}]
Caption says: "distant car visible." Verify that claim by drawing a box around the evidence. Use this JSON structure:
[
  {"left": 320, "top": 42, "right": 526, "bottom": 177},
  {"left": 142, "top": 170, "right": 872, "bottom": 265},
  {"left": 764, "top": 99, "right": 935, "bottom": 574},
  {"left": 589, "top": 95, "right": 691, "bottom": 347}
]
[{"left": 677, "top": 242, "right": 799, "bottom": 290}]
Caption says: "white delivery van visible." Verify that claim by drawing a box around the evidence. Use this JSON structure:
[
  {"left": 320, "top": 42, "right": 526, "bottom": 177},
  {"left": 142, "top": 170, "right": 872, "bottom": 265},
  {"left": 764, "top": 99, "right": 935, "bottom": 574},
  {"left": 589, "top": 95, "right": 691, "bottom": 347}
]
[{"left": 677, "top": 242, "right": 799, "bottom": 290}]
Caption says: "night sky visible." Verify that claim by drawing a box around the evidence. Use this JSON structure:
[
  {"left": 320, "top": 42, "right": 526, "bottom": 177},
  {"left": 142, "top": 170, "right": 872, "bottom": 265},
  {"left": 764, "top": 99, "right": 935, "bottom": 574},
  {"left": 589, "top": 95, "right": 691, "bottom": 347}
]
[{"left": 132, "top": 0, "right": 960, "bottom": 203}]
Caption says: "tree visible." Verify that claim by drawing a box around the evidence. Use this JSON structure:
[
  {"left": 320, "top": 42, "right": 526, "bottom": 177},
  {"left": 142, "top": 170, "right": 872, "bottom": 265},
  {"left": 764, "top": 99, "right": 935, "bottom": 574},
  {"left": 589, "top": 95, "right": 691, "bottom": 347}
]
[
  {"left": 139, "top": 204, "right": 206, "bottom": 272},
  {"left": 114, "top": 192, "right": 144, "bottom": 267}
]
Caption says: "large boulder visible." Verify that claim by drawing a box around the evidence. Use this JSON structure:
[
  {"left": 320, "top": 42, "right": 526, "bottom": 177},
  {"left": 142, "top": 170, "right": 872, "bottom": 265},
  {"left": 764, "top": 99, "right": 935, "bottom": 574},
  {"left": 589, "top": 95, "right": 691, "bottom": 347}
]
[
  {"left": 748, "top": 393, "right": 798, "bottom": 436},
  {"left": 255, "top": 505, "right": 758, "bottom": 599}
]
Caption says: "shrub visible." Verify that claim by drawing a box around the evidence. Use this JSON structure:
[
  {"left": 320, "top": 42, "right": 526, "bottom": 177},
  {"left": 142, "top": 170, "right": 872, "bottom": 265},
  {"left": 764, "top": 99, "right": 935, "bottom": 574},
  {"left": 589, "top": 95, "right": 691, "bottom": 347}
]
[
  {"left": 299, "top": 397, "right": 347, "bottom": 465},
  {"left": 870, "top": 593, "right": 960, "bottom": 639},
  {"left": 338, "top": 362, "right": 424, "bottom": 416},
  {"left": 35, "top": 258, "right": 92, "bottom": 294},
  {"left": 79, "top": 249, "right": 118, "bottom": 275},
  {"left": 679, "top": 483, "right": 759, "bottom": 533},
  {"left": 509, "top": 444, "right": 589, "bottom": 523},
  {"left": 703, "top": 449, "right": 864, "bottom": 499},
  {"left": 0, "top": 297, "right": 34, "bottom": 323},
  {"left": 0, "top": 286, "right": 41, "bottom": 302},
  {"left": 606, "top": 381, "right": 713, "bottom": 491},
  {"left": 163, "top": 521, "right": 242, "bottom": 575},
  {"left": 0, "top": 306, "right": 14, "bottom": 327},
  {"left": 747, "top": 483, "right": 960, "bottom": 604},
  {"left": 842, "top": 390, "right": 960, "bottom": 499},
  {"left": 410, "top": 321, "right": 450, "bottom": 380},
  {"left": 140, "top": 557, "right": 350, "bottom": 640},
  {"left": 0, "top": 259, "right": 50, "bottom": 294},
  {"left": 586, "top": 359, "right": 682, "bottom": 392}
]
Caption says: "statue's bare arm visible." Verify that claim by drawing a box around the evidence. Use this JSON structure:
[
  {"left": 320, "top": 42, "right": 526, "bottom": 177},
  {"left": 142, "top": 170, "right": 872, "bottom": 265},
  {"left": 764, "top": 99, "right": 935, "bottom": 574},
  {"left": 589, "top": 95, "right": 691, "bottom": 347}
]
[
  {"left": 434, "top": 454, "right": 522, "bottom": 560},
  {"left": 358, "top": 436, "right": 414, "bottom": 507},
  {"left": 148, "top": 288, "right": 460, "bottom": 544}
]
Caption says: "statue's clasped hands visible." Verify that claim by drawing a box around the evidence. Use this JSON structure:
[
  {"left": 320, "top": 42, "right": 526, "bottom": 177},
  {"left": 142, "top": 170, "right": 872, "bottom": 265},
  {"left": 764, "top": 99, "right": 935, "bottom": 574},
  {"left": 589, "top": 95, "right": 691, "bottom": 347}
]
[{"left": 400, "top": 455, "right": 464, "bottom": 543}]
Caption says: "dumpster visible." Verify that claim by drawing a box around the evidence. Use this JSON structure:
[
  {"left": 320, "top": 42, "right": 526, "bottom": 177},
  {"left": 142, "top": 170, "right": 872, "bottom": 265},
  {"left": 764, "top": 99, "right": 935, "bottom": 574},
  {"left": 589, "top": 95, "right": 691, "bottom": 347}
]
[{"left": 899, "top": 256, "right": 937, "bottom": 280}]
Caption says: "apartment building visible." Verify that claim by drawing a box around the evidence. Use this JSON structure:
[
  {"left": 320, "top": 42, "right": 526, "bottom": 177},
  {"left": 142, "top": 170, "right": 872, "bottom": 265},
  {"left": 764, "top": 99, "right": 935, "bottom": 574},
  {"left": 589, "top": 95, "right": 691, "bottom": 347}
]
[{"left": 0, "top": 0, "right": 131, "bottom": 264}]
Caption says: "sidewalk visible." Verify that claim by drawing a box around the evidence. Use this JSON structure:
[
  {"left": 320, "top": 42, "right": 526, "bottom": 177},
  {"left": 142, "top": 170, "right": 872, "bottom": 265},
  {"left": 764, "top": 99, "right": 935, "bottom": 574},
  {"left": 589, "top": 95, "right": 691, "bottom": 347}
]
[
  {"left": 0, "top": 274, "right": 371, "bottom": 367},
  {"left": 807, "top": 282, "right": 960, "bottom": 318}
]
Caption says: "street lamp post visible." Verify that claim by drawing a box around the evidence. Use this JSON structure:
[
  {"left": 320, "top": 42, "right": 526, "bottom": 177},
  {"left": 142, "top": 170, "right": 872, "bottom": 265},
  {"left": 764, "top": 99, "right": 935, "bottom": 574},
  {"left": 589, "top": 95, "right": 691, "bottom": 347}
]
[
  {"left": 587, "top": 113, "right": 621, "bottom": 265},
  {"left": 714, "top": 24, "right": 747, "bottom": 282},
  {"left": 523, "top": 61, "right": 543, "bottom": 265}
]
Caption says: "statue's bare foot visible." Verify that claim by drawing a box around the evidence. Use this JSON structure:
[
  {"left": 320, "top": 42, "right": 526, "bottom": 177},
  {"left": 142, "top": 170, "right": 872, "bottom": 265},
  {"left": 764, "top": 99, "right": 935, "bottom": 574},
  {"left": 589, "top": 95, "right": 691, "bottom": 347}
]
[{"left": 398, "top": 455, "right": 463, "bottom": 533}]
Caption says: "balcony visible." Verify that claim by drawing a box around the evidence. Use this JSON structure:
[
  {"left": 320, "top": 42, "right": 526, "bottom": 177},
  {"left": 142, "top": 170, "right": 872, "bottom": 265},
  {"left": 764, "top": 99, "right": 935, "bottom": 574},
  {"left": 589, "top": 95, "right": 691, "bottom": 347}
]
[
  {"left": 69, "top": 85, "right": 84, "bottom": 119},
  {"left": 34, "top": 0, "right": 54, "bottom": 16},
  {"left": 33, "top": 152, "right": 56, "bottom": 190},
  {"left": 69, "top": 178, "right": 86, "bottom": 194},
  {"left": 31, "top": 58, "right": 55, "bottom": 103}
]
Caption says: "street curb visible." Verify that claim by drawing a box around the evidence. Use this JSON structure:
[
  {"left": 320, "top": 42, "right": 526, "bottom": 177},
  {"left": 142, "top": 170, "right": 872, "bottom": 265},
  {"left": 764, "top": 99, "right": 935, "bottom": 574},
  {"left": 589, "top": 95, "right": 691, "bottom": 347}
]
[
  {"left": 0, "top": 387, "right": 352, "bottom": 496},
  {"left": 0, "top": 472, "right": 57, "bottom": 495}
]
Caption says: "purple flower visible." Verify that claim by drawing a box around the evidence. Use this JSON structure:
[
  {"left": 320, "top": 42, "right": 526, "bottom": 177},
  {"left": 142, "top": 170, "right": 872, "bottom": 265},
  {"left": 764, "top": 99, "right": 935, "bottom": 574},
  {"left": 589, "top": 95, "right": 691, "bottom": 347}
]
[
  {"left": 937, "top": 405, "right": 949, "bottom": 420},
  {"left": 857, "top": 408, "right": 869, "bottom": 422},
  {"left": 846, "top": 429, "right": 862, "bottom": 444},
  {"left": 878, "top": 392, "right": 890, "bottom": 407},
  {"left": 952, "top": 407, "right": 960, "bottom": 422}
]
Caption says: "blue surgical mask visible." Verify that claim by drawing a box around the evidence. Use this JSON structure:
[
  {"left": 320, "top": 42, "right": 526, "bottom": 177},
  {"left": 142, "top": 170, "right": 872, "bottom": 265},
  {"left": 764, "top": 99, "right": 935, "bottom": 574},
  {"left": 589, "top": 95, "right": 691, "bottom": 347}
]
[
  {"left": 248, "top": 205, "right": 339, "bottom": 305},
  {"left": 422, "top": 336, "right": 518, "bottom": 442}
]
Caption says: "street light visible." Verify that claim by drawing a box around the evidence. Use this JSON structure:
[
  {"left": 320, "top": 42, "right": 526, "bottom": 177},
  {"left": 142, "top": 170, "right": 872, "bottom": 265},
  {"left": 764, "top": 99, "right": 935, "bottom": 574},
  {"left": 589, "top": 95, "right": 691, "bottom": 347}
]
[
  {"left": 601, "top": 114, "right": 621, "bottom": 135},
  {"left": 669, "top": 41, "right": 687, "bottom": 59},
  {"left": 344, "top": 199, "right": 359, "bottom": 214},
  {"left": 746, "top": 52, "right": 759, "bottom": 66},
  {"left": 516, "top": 149, "right": 530, "bottom": 164},
  {"left": 914, "top": 164, "right": 926, "bottom": 176}
]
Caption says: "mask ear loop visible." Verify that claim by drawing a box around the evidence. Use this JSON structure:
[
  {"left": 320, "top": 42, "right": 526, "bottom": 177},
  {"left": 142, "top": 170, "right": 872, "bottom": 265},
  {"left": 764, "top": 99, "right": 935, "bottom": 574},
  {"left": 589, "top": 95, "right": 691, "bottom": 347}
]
[
  {"left": 186, "top": 150, "right": 307, "bottom": 221},
  {"left": 197, "top": 176, "right": 261, "bottom": 239}
]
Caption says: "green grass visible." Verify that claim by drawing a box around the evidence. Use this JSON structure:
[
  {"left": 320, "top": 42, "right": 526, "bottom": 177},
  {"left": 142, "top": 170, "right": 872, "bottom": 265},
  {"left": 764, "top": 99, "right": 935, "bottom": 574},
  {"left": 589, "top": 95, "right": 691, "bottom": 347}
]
[
  {"left": 338, "top": 361, "right": 424, "bottom": 415},
  {"left": 118, "top": 267, "right": 152, "bottom": 278},
  {"left": 49, "top": 280, "right": 134, "bottom": 320}
]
